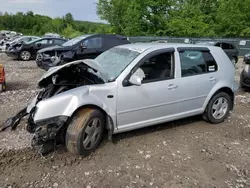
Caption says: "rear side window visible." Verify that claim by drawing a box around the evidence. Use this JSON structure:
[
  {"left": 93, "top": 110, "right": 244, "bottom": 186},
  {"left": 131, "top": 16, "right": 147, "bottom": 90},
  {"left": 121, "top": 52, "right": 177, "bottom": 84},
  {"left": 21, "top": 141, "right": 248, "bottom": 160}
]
[{"left": 180, "top": 50, "right": 218, "bottom": 77}]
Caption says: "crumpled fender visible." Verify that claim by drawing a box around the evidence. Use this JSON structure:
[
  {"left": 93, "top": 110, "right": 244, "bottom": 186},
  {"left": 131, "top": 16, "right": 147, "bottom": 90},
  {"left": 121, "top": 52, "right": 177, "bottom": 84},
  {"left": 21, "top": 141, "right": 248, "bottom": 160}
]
[{"left": 33, "top": 85, "right": 117, "bottom": 126}]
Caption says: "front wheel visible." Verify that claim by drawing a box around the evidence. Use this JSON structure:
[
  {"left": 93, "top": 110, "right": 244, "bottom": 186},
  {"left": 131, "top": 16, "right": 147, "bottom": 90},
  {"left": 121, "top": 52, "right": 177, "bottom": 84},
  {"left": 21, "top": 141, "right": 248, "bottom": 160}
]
[
  {"left": 203, "top": 92, "right": 232, "bottom": 124},
  {"left": 20, "top": 51, "right": 31, "bottom": 61},
  {"left": 66, "top": 108, "right": 105, "bottom": 156}
]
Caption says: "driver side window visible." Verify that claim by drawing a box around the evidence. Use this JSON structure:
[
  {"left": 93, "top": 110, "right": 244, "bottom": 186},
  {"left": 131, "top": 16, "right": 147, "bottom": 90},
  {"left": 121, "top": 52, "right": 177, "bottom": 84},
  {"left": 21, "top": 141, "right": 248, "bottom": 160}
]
[{"left": 133, "top": 52, "right": 174, "bottom": 83}]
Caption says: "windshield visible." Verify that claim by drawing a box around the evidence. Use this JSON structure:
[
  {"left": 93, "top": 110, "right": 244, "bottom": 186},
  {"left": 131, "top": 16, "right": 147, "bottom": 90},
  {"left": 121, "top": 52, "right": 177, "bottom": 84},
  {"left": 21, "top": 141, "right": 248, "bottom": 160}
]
[
  {"left": 95, "top": 47, "right": 141, "bottom": 81},
  {"left": 62, "top": 35, "right": 90, "bottom": 47}
]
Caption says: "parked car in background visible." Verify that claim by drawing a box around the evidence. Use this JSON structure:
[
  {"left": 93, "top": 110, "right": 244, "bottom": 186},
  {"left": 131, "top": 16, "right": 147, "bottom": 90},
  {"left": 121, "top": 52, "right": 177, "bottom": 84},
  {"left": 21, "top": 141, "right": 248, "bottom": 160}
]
[
  {"left": 240, "top": 64, "right": 250, "bottom": 89},
  {"left": 1, "top": 36, "right": 40, "bottom": 52},
  {"left": 5, "top": 37, "right": 67, "bottom": 61},
  {"left": 0, "top": 64, "right": 6, "bottom": 92},
  {"left": 151, "top": 40, "right": 168, "bottom": 43},
  {"left": 195, "top": 41, "right": 239, "bottom": 65},
  {"left": 3, "top": 43, "right": 238, "bottom": 156},
  {"left": 243, "top": 53, "right": 250, "bottom": 64},
  {"left": 0, "top": 35, "right": 20, "bottom": 46},
  {"left": 44, "top": 33, "right": 61, "bottom": 38},
  {"left": 36, "top": 34, "right": 130, "bottom": 70}
]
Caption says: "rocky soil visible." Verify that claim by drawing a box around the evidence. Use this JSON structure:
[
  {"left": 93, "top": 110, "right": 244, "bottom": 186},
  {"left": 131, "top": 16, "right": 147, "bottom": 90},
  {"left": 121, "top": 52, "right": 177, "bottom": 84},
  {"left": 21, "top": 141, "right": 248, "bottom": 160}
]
[{"left": 0, "top": 53, "right": 249, "bottom": 188}]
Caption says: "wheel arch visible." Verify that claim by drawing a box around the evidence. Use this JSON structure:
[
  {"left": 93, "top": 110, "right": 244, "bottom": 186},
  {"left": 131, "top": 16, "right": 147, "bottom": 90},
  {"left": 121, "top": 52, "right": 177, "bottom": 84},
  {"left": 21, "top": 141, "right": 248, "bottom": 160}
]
[
  {"left": 70, "top": 104, "right": 115, "bottom": 140},
  {"left": 204, "top": 87, "right": 235, "bottom": 111}
]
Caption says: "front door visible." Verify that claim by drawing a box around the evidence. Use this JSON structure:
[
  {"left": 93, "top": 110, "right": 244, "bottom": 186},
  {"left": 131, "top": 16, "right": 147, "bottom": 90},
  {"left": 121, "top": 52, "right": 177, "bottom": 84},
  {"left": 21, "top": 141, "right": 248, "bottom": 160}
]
[
  {"left": 176, "top": 48, "right": 219, "bottom": 114},
  {"left": 116, "top": 49, "right": 180, "bottom": 131},
  {"left": 34, "top": 39, "right": 53, "bottom": 53}
]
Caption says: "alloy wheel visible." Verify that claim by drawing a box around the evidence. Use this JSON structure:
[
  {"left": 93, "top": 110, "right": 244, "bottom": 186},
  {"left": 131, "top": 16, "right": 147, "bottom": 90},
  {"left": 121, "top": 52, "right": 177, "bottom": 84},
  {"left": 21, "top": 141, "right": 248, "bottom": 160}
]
[
  {"left": 82, "top": 118, "right": 102, "bottom": 149},
  {"left": 21, "top": 51, "right": 30, "bottom": 60},
  {"left": 212, "top": 97, "right": 228, "bottom": 120}
]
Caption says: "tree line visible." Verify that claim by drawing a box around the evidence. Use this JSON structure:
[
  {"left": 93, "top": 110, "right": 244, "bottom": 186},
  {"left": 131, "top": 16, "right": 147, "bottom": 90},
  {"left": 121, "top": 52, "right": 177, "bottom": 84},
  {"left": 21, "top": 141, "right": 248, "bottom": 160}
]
[
  {"left": 0, "top": 11, "right": 111, "bottom": 38},
  {"left": 1, "top": 0, "right": 250, "bottom": 38}
]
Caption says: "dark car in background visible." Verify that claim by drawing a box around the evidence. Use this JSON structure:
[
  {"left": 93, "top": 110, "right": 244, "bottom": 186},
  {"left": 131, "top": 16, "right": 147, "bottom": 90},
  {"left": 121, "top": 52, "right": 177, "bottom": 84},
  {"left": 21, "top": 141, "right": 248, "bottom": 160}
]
[
  {"left": 5, "top": 37, "right": 67, "bottom": 61},
  {"left": 36, "top": 34, "right": 130, "bottom": 70},
  {"left": 243, "top": 53, "right": 250, "bottom": 64},
  {"left": 195, "top": 41, "right": 239, "bottom": 65}
]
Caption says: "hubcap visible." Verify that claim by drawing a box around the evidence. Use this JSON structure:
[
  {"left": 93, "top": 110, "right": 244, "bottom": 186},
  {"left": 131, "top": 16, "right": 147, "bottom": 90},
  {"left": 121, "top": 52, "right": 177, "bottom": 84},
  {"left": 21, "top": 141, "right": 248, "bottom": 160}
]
[
  {"left": 212, "top": 97, "right": 228, "bottom": 119},
  {"left": 83, "top": 118, "right": 102, "bottom": 149},
  {"left": 21, "top": 51, "right": 30, "bottom": 60}
]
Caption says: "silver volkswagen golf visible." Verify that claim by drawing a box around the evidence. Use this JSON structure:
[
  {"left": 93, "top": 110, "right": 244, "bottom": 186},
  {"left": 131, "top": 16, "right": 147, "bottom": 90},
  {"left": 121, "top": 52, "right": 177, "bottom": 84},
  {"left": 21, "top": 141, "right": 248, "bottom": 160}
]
[{"left": 3, "top": 43, "right": 238, "bottom": 156}]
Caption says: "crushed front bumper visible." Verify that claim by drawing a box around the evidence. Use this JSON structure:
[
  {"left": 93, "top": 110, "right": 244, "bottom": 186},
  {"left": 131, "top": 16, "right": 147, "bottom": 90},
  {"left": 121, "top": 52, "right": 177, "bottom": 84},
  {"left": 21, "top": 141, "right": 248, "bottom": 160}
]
[{"left": 1, "top": 93, "right": 69, "bottom": 155}]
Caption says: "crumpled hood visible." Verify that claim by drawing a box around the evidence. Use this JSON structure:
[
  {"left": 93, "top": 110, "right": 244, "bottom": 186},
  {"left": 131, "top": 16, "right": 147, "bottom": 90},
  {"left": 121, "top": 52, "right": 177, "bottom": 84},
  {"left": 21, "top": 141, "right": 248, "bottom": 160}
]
[
  {"left": 38, "top": 59, "right": 109, "bottom": 85},
  {"left": 38, "top": 45, "right": 71, "bottom": 53}
]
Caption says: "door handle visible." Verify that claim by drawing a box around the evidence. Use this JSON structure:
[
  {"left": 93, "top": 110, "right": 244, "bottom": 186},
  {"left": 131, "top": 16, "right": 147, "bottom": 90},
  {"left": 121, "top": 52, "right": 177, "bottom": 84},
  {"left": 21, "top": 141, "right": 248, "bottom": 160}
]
[
  {"left": 209, "top": 77, "right": 217, "bottom": 82},
  {"left": 168, "top": 84, "right": 178, "bottom": 90}
]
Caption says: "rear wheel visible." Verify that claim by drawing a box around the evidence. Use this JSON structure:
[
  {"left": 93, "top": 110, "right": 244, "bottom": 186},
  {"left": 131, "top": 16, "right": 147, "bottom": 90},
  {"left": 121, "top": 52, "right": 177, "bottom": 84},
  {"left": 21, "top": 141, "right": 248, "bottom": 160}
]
[
  {"left": 20, "top": 51, "right": 31, "bottom": 61},
  {"left": 203, "top": 92, "right": 232, "bottom": 124},
  {"left": 66, "top": 108, "right": 105, "bottom": 156}
]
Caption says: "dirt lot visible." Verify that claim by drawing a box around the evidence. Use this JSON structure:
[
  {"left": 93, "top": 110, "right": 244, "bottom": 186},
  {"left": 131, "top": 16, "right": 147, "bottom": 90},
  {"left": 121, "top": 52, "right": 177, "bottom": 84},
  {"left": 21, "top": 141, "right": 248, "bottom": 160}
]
[{"left": 0, "top": 53, "right": 249, "bottom": 188}]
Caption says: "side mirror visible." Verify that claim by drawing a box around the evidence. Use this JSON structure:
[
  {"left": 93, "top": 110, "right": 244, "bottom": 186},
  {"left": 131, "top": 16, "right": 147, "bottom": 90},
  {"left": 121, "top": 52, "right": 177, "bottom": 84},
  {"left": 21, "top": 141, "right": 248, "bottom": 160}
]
[
  {"left": 36, "top": 43, "right": 41, "bottom": 47},
  {"left": 129, "top": 74, "right": 142, "bottom": 86}
]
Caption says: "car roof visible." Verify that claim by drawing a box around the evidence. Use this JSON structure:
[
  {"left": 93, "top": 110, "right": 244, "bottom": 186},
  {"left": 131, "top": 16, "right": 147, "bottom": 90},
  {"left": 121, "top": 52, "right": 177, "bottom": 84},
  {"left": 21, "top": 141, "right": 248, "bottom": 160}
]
[
  {"left": 83, "top": 34, "right": 127, "bottom": 39},
  {"left": 116, "top": 42, "right": 220, "bottom": 52},
  {"left": 40, "top": 37, "right": 66, "bottom": 40}
]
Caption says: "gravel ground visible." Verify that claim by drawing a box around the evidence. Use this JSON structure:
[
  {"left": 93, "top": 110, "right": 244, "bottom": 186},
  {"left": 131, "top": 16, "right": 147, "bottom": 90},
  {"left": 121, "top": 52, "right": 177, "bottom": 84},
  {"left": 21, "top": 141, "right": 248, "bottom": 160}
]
[{"left": 0, "top": 54, "right": 250, "bottom": 188}]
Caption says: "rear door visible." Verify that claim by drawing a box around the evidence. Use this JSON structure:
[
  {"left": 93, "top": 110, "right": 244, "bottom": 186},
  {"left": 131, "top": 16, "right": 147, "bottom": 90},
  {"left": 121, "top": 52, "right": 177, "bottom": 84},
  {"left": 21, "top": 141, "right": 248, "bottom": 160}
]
[
  {"left": 75, "top": 37, "right": 103, "bottom": 60},
  {"left": 176, "top": 47, "right": 219, "bottom": 114}
]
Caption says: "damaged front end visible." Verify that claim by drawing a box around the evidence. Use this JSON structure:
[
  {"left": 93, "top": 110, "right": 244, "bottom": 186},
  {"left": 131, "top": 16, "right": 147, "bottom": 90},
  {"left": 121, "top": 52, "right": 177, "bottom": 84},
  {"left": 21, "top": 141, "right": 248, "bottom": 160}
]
[{"left": 1, "top": 60, "right": 108, "bottom": 155}]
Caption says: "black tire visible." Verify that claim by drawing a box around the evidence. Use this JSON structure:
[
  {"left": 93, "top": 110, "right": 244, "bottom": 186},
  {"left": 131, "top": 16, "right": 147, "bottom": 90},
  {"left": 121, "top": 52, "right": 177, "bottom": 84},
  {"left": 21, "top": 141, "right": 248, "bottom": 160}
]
[
  {"left": 231, "top": 57, "right": 237, "bottom": 66},
  {"left": 66, "top": 108, "right": 105, "bottom": 156},
  {"left": 203, "top": 92, "right": 232, "bottom": 124},
  {"left": 19, "top": 51, "right": 31, "bottom": 61}
]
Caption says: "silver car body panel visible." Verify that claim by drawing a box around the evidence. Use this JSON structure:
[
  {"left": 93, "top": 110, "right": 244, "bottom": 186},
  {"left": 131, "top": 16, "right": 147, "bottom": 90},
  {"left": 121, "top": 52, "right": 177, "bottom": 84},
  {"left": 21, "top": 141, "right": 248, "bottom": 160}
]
[{"left": 30, "top": 43, "right": 238, "bottom": 134}]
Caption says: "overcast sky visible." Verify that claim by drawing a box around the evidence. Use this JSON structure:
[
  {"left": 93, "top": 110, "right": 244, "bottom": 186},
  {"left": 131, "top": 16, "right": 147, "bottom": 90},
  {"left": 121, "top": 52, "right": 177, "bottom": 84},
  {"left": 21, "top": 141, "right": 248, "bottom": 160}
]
[{"left": 0, "top": 0, "right": 104, "bottom": 23}]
